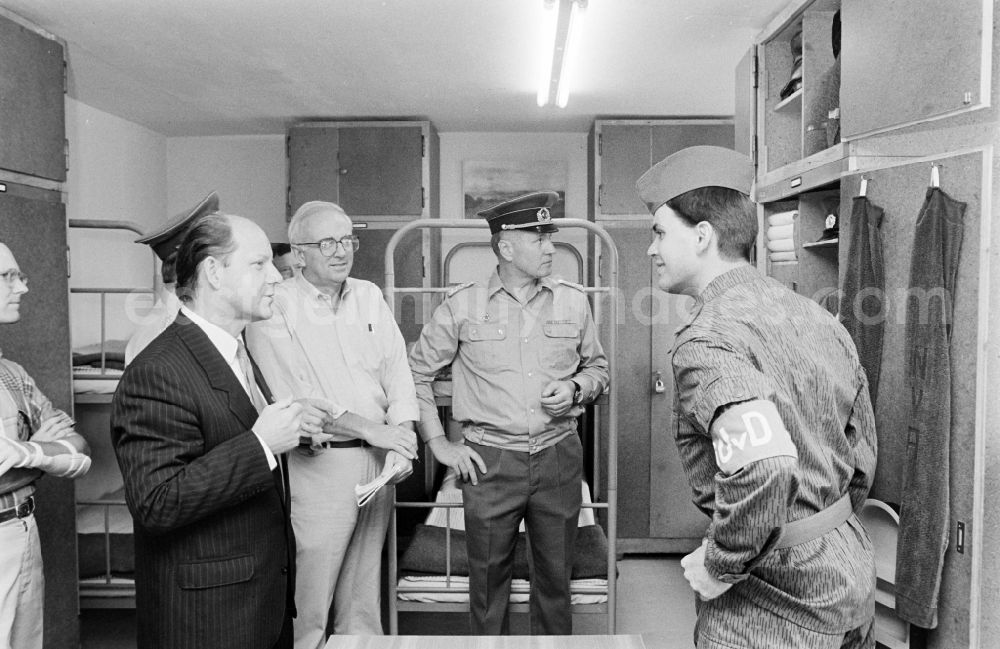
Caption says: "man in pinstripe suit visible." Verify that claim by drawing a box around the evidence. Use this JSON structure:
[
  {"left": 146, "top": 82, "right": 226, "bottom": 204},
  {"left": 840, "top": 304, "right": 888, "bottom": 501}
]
[{"left": 112, "top": 214, "right": 324, "bottom": 649}]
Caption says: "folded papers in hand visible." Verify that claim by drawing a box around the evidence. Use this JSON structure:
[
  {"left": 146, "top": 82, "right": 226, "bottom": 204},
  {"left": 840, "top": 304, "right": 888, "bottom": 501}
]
[{"left": 354, "top": 462, "right": 405, "bottom": 507}]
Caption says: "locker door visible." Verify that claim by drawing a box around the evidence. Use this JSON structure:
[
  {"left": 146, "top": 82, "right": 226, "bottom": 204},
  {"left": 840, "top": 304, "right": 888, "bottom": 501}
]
[
  {"left": 648, "top": 288, "right": 704, "bottom": 550},
  {"left": 595, "top": 222, "right": 655, "bottom": 541},
  {"left": 0, "top": 183, "right": 77, "bottom": 649},
  {"left": 597, "top": 125, "right": 651, "bottom": 216},
  {"left": 0, "top": 15, "right": 65, "bottom": 182},
  {"left": 338, "top": 126, "right": 424, "bottom": 217},
  {"left": 596, "top": 221, "right": 707, "bottom": 552},
  {"left": 650, "top": 122, "right": 735, "bottom": 163},
  {"left": 287, "top": 126, "right": 340, "bottom": 217}
]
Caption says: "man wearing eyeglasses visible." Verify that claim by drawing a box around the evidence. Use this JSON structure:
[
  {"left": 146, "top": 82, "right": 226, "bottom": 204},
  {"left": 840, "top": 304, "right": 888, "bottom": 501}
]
[
  {"left": 246, "top": 201, "right": 419, "bottom": 646},
  {"left": 0, "top": 242, "right": 91, "bottom": 649}
]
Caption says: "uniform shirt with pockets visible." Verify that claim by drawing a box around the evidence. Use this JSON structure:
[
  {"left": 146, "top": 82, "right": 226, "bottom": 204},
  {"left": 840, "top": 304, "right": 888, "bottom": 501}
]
[{"left": 409, "top": 271, "right": 608, "bottom": 454}]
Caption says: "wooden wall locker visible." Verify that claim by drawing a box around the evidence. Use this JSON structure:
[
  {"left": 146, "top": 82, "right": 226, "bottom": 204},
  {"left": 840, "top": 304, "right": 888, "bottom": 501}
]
[
  {"left": 0, "top": 182, "right": 78, "bottom": 649},
  {"left": 0, "top": 11, "right": 66, "bottom": 183},
  {"left": 287, "top": 120, "right": 436, "bottom": 220},
  {"left": 739, "top": 0, "right": 998, "bottom": 646},
  {"left": 588, "top": 118, "right": 735, "bottom": 553}
]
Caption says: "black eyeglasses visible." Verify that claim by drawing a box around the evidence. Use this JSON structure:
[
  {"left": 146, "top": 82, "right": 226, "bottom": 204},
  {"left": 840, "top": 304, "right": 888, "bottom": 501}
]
[
  {"left": 293, "top": 236, "right": 360, "bottom": 256},
  {"left": 0, "top": 270, "right": 27, "bottom": 286}
]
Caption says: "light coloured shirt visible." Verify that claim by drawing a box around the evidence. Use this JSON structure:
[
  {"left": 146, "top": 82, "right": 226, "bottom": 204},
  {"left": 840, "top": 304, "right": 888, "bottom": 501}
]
[
  {"left": 178, "top": 306, "right": 276, "bottom": 469},
  {"left": 0, "top": 347, "right": 64, "bottom": 504},
  {"left": 245, "top": 275, "right": 419, "bottom": 441},
  {"left": 125, "top": 290, "right": 181, "bottom": 365},
  {"left": 408, "top": 271, "right": 609, "bottom": 454}
]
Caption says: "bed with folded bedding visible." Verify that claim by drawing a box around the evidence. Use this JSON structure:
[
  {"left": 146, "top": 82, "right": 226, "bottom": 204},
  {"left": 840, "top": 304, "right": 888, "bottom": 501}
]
[
  {"left": 390, "top": 469, "right": 615, "bottom": 627},
  {"left": 72, "top": 340, "right": 127, "bottom": 396}
]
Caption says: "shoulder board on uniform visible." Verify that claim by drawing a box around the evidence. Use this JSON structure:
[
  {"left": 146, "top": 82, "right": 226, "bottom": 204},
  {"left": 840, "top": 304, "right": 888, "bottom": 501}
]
[
  {"left": 555, "top": 278, "right": 586, "bottom": 292},
  {"left": 446, "top": 281, "right": 476, "bottom": 298}
]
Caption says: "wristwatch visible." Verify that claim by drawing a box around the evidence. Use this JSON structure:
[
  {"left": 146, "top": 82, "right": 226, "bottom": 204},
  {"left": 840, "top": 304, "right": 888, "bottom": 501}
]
[{"left": 570, "top": 379, "right": 583, "bottom": 405}]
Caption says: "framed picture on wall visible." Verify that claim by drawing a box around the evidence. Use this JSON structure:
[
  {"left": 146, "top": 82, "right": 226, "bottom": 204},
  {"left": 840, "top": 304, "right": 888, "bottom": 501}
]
[{"left": 462, "top": 160, "right": 567, "bottom": 219}]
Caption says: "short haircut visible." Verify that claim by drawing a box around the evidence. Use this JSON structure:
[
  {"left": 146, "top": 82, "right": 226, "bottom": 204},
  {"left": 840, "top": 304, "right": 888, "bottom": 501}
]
[
  {"left": 666, "top": 186, "right": 757, "bottom": 261},
  {"left": 490, "top": 232, "right": 504, "bottom": 257},
  {"left": 174, "top": 213, "right": 237, "bottom": 303},
  {"left": 288, "top": 201, "right": 349, "bottom": 244},
  {"left": 161, "top": 253, "right": 178, "bottom": 284},
  {"left": 271, "top": 242, "right": 292, "bottom": 257}
]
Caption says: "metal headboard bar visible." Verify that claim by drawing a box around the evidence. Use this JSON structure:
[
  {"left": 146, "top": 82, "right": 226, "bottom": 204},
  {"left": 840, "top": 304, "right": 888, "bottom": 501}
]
[
  {"left": 67, "top": 219, "right": 154, "bottom": 374},
  {"left": 383, "top": 218, "right": 619, "bottom": 634}
]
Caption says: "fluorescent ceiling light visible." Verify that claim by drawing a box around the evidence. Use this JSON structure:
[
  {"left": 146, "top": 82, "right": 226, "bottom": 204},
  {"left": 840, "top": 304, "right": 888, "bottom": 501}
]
[{"left": 537, "top": 0, "right": 587, "bottom": 108}]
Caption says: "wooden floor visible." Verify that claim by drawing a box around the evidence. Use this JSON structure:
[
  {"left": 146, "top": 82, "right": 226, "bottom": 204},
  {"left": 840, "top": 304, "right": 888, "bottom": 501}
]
[{"left": 80, "top": 556, "right": 698, "bottom": 649}]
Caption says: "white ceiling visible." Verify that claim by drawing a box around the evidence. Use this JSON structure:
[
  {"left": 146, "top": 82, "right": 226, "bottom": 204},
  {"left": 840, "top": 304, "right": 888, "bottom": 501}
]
[{"left": 2, "top": 0, "right": 788, "bottom": 136}]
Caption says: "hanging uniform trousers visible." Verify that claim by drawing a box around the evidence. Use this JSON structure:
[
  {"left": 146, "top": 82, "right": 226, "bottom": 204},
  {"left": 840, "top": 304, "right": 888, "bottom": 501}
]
[
  {"left": 840, "top": 196, "right": 886, "bottom": 406},
  {"left": 895, "top": 187, "right": 966, "bottom": 629}
]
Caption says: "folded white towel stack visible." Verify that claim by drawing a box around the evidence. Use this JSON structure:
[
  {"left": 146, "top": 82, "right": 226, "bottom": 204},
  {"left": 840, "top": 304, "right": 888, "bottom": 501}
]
[
  {"left": 766, "top": 210, "right": 797, "bottom": 263},
  {"left": 767, "top": 210, "right": 797, "bottom": 227}
]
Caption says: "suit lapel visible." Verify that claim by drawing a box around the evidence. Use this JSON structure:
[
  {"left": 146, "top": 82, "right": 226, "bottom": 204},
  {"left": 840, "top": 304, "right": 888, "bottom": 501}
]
[{"left": 173, "top": 314, "right": 259, "bottom": 432}]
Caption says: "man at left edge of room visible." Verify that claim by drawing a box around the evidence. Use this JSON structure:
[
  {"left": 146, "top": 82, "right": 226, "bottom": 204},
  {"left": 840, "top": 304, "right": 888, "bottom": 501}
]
[{"left": 1, "top": 241, "right": 92, "bottom": 649}]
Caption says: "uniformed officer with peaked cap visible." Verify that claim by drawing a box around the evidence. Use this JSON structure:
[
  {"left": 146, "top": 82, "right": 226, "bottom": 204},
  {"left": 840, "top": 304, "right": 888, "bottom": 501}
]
[
  {"left": 638, "top": 146, "right": 877, "bottom": 649},
  {"left": 125, "top": 191, "right": 220, "bottom": 364},
  {"left": 477, "top": 190, "right": 560, "bottom": 234},
  {"left": 408, "top": 191, "right": 609, "bottom": 635}
]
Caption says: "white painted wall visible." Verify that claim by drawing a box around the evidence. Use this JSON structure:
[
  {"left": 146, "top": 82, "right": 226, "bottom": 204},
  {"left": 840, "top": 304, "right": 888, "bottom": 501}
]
[
  {"left": 166, "top": 135, "right": 287, "bottom": 242},
  {"left": 65, "top": 97, "right": 166, "bottom": 347},
  {"left": 438, "top": 132, "right": 590, "bottom": 283},
  {"left": 65, "top": 125, "right": 594, "bottom": 347}
]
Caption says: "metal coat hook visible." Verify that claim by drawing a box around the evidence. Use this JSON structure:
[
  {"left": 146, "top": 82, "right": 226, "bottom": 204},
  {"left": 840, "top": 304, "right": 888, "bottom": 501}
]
[
  {"left": 930, "top": 164, "right": 940, "bottom": 188},
  {"left": 859, "top": 176, "right": 868, "bottom": 197}
]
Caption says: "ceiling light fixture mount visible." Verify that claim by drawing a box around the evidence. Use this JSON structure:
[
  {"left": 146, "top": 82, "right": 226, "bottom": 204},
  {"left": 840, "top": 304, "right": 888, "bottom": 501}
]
[{"left": 537, "top": 0, "right": 587, "bottom": 109}]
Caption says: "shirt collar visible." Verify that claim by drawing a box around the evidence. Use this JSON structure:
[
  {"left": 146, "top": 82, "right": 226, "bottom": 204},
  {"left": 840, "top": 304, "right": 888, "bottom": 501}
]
[
  {"left": 489, "top": 269, "right": 555, "bottom": 300},
  {"left": 179, "top": 305, "right": 239, "bottom": 365},
  {"left": 293, "top": 273, "right": 352, "bottom": 303},
  {"left": 696, "top": 265, "right": 760, "bottom": 307}
]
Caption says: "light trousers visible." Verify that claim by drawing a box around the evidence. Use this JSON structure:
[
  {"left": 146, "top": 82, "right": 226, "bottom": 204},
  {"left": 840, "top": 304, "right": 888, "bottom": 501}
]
[
  {"left": 288, "top": 445, "right": 390, "bottom": 649},
  {"left": 0, "top": 514, "right": 43, "bottom": 649}
]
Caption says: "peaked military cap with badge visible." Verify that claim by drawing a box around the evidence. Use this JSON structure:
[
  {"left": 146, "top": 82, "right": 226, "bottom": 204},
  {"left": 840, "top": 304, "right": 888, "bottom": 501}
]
[
  {"left": 635, "top": 146, "right": 754, "bottom": 214},
  {"left": 477, "top": 191, "right": 560, "bottom": 234},
  {"left": 135, "top": 191, "right": 220, "bottom": 260}
]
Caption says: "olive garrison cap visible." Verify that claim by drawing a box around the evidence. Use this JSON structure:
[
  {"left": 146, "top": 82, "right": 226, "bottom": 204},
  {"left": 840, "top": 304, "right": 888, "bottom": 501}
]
[
  {"left": 477, "top": 191, "right": 560, "bottom": 235},
  {"left": 136, "top": 191, "right": 220, "bottom": 261},
  {"left": 636, "top": 146, "right": 753, "bottom": 214}
]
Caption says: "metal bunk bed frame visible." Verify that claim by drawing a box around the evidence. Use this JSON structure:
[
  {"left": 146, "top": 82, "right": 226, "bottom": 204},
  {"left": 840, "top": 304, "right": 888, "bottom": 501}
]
[
  {"left": 69, "top": 218, "right": 154, "bottom": 608},
  {"left": 383, "top": 218, "right": 620, "bottom": 634}
]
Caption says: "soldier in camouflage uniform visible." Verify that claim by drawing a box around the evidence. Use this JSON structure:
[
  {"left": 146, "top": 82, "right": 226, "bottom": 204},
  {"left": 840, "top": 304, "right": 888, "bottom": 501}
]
[{"left": 636, "top": 146, "right": 878, "bottom": 648}]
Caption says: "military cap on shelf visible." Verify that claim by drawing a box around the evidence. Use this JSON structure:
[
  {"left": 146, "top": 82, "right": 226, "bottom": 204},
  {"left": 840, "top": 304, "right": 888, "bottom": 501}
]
[
  {"left": 636, "top": 146, "right": 754, "bottom": 214},
  {"left": 135, "top": 191, "right": 220, "bottom": 261},
  {"left": 477, "top": 191, "right": 560, "bottom": 235}
]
